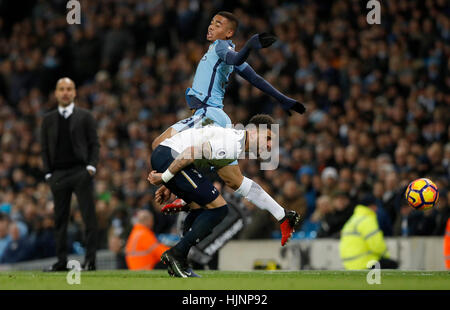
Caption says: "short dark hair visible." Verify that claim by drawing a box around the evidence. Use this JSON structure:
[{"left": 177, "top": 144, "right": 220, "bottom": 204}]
[
  {"left": 248, "top": 114, "right": 275, "bottom": 127},
  {"left": 216, "top": 11, "right": 239, "bottom": 33}
]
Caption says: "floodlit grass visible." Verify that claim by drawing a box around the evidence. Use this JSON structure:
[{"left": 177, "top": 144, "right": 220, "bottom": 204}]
[{"left": 0, "top": 270, "right": 449, "bottom": 290}]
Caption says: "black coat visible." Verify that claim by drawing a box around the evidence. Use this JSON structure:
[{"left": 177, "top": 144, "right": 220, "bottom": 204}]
[{"left": 40, "top": 106, "right": 99, "bottom": 174}]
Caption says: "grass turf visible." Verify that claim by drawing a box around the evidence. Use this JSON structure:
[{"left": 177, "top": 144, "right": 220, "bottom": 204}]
[{"left": 0, "top": 270, "right": 449, "bottom": 290}]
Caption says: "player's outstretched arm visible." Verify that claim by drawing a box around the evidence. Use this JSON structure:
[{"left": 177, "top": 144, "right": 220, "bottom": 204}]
[
  {"left": 235, "top": 63, "right": 306, "bottom": 115},
  {"left": 216, "top": 33, "right": 277, "bottom": 66}
]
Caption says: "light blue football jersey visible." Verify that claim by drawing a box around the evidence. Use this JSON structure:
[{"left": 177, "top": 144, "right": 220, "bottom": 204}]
[
  {"left": 175, "top": 39, "right": 248, "bottom": 167},
  {"left": 186, "top": 39, "right": 240, "bottom": 109}
]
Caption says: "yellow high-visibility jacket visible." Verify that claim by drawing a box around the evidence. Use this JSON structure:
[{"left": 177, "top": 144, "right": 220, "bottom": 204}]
[{"left": 339, "top": 205, "right": 389, "bottom": 270}]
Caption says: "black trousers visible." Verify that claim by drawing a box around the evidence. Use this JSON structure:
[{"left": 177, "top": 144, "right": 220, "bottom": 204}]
[{"left": 49, "top": 166, "right": 98, "bottom": 264}]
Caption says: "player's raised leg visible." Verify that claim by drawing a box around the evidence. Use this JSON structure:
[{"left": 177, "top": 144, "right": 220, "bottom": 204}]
[
  {"left": 218, "top": 164, "right": 301, "bottom": 246},
  {"left": 152, "top": 127, "right": 177, "bottom": 150}
]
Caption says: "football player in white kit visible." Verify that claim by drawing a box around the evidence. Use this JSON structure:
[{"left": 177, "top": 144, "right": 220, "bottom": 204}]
[{"left": 148, "top": 115, "right": 300, "bottom": 277}]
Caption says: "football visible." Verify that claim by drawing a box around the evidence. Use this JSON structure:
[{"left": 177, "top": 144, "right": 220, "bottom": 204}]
[{"left": 405, "top": 178, "right": 439, "bottom": 210}]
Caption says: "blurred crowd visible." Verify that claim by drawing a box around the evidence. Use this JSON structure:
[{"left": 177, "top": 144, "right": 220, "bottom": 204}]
[{"left": 0, "top": 0, "right": 449, "bottom": 264}]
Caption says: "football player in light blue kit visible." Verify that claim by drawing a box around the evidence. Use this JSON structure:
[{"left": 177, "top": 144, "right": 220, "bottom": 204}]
[
  {"left": 153, "top": 12, "right": 305, "bottom": 143},
  {"left": 151, "top": 12, "right": 305, "bottom": 245},
  {"left": 152, "top": 11, "right": 305, "bottom": 181}
]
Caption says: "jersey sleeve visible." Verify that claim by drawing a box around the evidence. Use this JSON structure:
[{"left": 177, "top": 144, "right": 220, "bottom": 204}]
[
  {"left": 234, "top": 62, "right": 249, "bottom": 73},
  {"left": 215, "top": 40, "right": 233, "bottom": 61}
]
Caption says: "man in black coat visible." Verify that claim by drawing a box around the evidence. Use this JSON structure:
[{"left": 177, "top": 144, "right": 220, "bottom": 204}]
[{"left": 41, "top": 77, "right": 100, "bottom": 271}]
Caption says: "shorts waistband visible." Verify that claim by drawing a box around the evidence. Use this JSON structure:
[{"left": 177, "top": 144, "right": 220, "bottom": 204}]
[{"left": 189, "top": 96, "right": 210, "bottom": 112}]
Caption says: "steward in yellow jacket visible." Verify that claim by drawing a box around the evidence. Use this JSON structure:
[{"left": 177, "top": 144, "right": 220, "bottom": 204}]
[{"left": 339, "top": 197, "right": 398, "bottom": 270}]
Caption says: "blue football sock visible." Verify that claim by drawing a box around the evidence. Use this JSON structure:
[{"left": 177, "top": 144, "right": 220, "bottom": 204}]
[
  {"left": 173, "top": 205, "right": 228, "bottom": 258},
  {"left": 182, "top": 209, "right": 204, "bottom": 236}
]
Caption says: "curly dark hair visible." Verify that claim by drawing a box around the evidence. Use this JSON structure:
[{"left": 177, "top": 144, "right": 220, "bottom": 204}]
[{"left": 248, "top": 114, "right": 275, "bottom": 127}]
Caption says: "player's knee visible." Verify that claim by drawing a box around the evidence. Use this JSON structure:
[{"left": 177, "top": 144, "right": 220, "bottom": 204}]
[
  {"left": 152, "top": 128, "right": 177, "bottom": 150},
  {"left": 214, "top": 204, "right": 228, "bottom": 223},
  {"left": 188, "top": 202, "right": 202, "bottom": 210},
  {"left": 224, "top": 178, "right": 240, "bottom": 191},
  {"left": 205, "top": 195, "right": 227, "bottom": 209},
  {"left": 151, "top": 134, "right": 166, "bottom": 150},
  {"left": 151, "top": 138, "right": 160, "bottom": 151}
]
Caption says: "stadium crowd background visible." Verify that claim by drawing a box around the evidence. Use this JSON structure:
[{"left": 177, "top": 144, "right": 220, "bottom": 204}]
[{"left": 0, "top": 0, "right": 449, "bottom": 264}]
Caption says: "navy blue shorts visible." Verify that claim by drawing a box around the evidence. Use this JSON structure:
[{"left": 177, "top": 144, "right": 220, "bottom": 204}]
[{"left": 150, "top": 145, "right": 220, "bottom": 206}]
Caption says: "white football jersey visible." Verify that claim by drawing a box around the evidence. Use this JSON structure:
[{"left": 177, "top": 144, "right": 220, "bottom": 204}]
[{"left": 160, "top": 125, "right": 246, "bottom": 168}]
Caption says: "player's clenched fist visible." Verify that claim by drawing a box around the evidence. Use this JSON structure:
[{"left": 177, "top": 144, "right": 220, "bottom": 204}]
[
  {"left": 249, "top": 33, "right": 277, "bottom": 49},
  {"left": 147, "top": 170, "right": 163, "bottom": 185},
  {"left": 257, "top": 33, "right": 277, "bottom": 48},
  {"left": 155, "top": 185, "right": 172, "bottom": 204}
]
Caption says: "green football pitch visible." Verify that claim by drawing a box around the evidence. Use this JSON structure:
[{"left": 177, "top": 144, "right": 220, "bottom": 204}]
[{"left": 0, "top": 270, "right": 449, "bottom": 290}]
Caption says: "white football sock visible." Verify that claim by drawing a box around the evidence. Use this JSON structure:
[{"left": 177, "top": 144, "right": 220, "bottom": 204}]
[{"left": 235, "top": 177, "right": 286, "bottom": 221}]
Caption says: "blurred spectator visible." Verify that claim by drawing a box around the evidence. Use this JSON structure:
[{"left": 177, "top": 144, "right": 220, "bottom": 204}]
[
  {"left": 107, "top": 202, "right": 133, "bottom": 269},
  {"left": 96, "top": 200, "right": 113, "bottom": 250},
  {"left": 0, "top": 213, "right": 11, "bottom": 260},
  {"left": 296, "top": 165, "right": 317, "bottom": 218},
  {"left": 28, "top": 213, "right": 56, "bottom": 260},
  {"left": 321, "top": 167, "right": 339, "bottom": 196},
  {"left": 381, "top": 171, "right": 404, "bottom": 227},
  {"left": 276, "top": 179, "right": 307, "bottom": 220},
  {"left": 108, "top": 227, "right": 127, "bottom": 269},
  {"left": 317, "top": 191, "right": 354, "bottom": 238},
  {"left": 0, "top": 221, "right": 32, "bottom": 263},
  {"left": 101, "top": 16, "right": 135, "bottom": 74},
  {"left": 125, "top": 209, "right": 169, "bottom": 270},
  {"left": 299, "top": 195, "right": 333, "bottom": 238}
]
